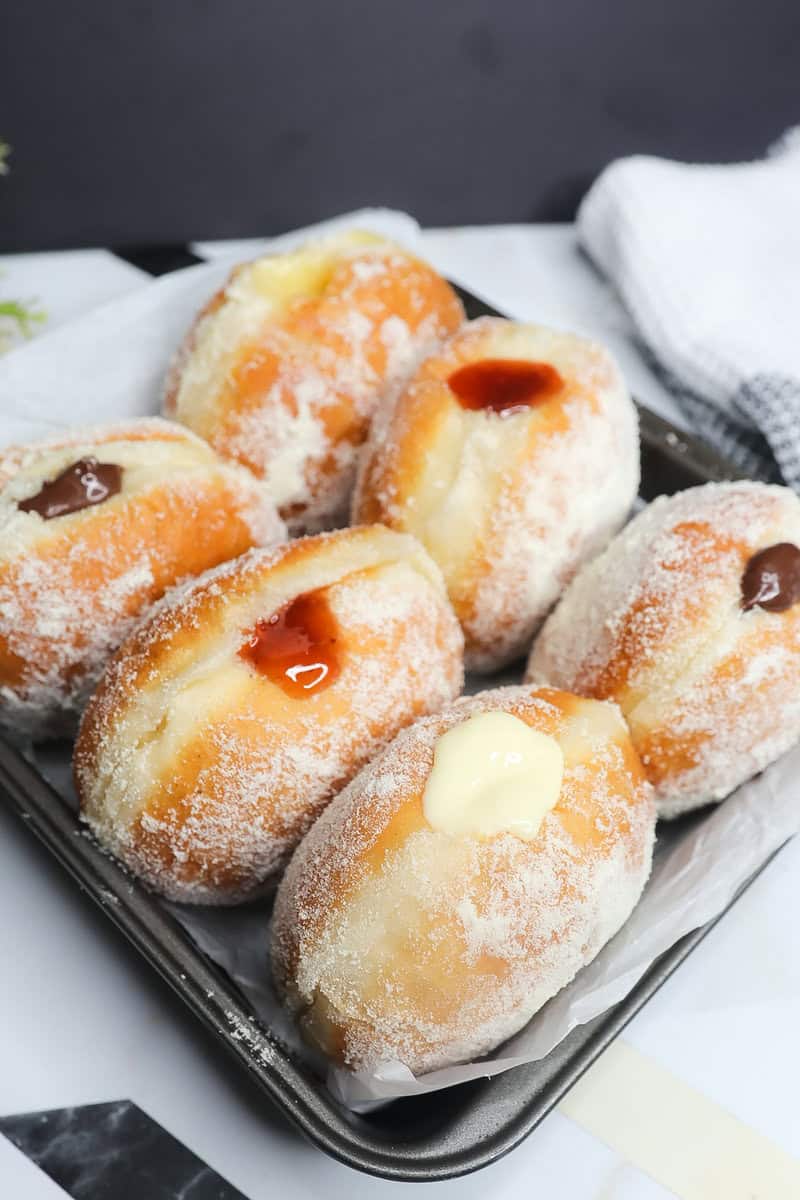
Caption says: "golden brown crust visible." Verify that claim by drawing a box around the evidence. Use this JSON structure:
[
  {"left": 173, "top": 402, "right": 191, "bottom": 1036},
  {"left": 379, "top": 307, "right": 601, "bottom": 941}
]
[
  {"left": 165, "top": 236, "right": 464, "bottom": 529},
  {"left": 0, "top": 417, "right": 196, "bottom": 487},
  {"left": 75, "top": 525, "right": 465, "bottom": 902},
  {"left": 528, "top": 481, "right": 800, "bottom": 815},
  {"left": 0, "top": 419, "right": 283, "bottom": 737},
  {"left": 272, "top": 684, "right": 655, "bottom": 1073},
  {"left": 353, "top": 318, "right": 639, "bottom": 670}
]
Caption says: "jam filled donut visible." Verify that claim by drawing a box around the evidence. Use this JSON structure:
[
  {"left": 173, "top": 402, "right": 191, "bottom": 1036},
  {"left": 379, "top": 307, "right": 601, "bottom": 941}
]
[
  {"left": 352, "top": 317, "right": 639, "bottom": 672},
  {"left": 0, "top": 419, "right": 283, "bottom": 739},
  {"left": 75, "top": 526, "right": 464, "bottom": 904},
  {"left": 272, "top": 684, "right": 654, "bottom": 1075},
  {"left": 528, "top": 481, "right": 800, "bottom": 817},
  {"left": 164, "top": 231, "right": 464, "bottom": 532}
]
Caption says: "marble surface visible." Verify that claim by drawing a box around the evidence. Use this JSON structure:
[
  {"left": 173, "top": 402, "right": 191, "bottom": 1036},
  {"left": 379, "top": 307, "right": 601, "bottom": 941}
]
[
  {"left": 0, "top": 1135, "right": 69, "bottom": 1198},
  {"left": 0, "top": 1102, "right": 246, "bottom": 1198},
  {"left": 0, "top": 227, "right": 798, "bottom": 1199}
]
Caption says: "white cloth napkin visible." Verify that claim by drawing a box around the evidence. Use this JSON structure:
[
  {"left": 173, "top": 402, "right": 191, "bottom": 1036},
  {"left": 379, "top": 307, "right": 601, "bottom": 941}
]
[{"left": 578, "top": 130, "right": 800, "bottom": 487}]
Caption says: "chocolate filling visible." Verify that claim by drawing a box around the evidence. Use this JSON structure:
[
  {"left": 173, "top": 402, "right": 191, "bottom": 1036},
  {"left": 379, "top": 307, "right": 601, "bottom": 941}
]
[
  {"left": 740, "top": 542, "right": 800, "bottom": 613},
  {"left": 18, "top": 457, "right": 123, "bottom": 520}
]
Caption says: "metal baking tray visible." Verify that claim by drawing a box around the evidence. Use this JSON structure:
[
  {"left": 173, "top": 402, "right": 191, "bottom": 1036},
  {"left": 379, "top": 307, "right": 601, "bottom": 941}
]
[{"left": 0, "top": 271, "right": 770, "bottom": 1182}]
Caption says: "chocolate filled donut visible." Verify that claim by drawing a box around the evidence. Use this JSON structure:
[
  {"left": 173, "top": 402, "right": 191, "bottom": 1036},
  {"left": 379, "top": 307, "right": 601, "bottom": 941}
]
[
  {"left": 528, "top": 481, "right": 800, "bottom": 816},
  {"left": 0, "top": 419, "right": 283, "bottom": 738}
]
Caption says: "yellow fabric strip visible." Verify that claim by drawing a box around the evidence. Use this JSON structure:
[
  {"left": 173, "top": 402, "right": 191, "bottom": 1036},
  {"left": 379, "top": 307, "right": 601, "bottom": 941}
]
[{"left": 559, "top": 1039, "right": 800, "bottom": 1200}]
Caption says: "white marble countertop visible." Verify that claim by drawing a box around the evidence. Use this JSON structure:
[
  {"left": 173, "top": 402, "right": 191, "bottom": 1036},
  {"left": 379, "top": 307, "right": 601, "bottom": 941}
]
[{"left": 0, "top": 226, "right": 798, "bottom": 1200}]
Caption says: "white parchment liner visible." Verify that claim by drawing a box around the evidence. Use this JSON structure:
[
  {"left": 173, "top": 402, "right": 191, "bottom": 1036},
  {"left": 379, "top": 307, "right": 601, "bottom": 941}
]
[
  {"left": 170, "top": 747, "right": 800, "bottom": 1109},
  {"left": 4, "top": 210, "right": 798, "bottom": 1110}
]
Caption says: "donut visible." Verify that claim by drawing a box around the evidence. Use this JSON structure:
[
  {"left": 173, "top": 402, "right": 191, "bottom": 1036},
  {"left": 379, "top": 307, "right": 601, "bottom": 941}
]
[
  {"left": 164, "top": 231, "right": 464, "bottom": 532},
  {"left": 272, "top": 683, "right": 654, "bottom": 1075},
  {"left": 528, "top": 481, "right": 800, "bottom": 817},
  {"left": 352, "top": 317, "right": 639, "bottom": 672},
  {"left": 0, "top": 418, "right": 283, "bottom": 739},
  {"left": 74, "top": 525, "right": 464, "bottom": 904}
]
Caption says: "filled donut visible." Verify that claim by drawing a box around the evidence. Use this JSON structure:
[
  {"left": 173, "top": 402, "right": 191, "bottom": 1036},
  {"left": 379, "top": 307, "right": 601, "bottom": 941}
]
[
  {"left": 75, "top": 525, "right": 464, "bottom": 904},
  {"left": 272, "top": 684, "right": 654, "bottom": 1075},
  {"left": 164, "top": 231, "right": 464, "bottom": 532},
  {"left": 0, "top": 418, "right": 283, "bottom": 739},
  {"left": 528, "top": 481, "right": 800, "bottom": 817},
  {"left": 352, "top": 317, "right": 639, "bottom": 672}
]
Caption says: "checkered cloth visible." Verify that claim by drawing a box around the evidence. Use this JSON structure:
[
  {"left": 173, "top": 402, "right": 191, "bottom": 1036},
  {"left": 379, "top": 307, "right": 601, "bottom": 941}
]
[{"left": 578, "top": 130, "right": 800, "bottom": 488}]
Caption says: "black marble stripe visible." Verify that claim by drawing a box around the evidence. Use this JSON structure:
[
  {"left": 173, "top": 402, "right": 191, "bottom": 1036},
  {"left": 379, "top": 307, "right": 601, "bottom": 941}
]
[
  {"left": 112, "top": 245, "right": 205, "bottom": 275},
  {"left": 0, "top": 1102, "right": 247, "bottom": 1199}
]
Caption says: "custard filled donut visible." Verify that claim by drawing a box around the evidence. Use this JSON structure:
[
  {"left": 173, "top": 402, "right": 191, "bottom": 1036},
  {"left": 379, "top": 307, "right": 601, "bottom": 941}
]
[
  {"left": 352, "top": 317, "right": 639, "bottom": 672},
  {"left": 528, "top": 481, "right": 800, "bottom": 817},
  {"left": 75, "top": 526, "right": 464, "bottom": 904},
  {"left": 0, "top": 419, "right": 283, "bottom": 739},
  {"left": 164, "top": 231, "right": 464, "bottom": 532},
  {"left": 272, "top": 684, "right": 654, "bottom": 1074}
]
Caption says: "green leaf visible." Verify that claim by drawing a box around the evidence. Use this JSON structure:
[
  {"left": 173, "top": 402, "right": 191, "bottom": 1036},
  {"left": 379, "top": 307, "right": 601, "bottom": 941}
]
[
  {"left": 0, "top": 142, "right": 47, "bottom": 350},
  {"left": 0, "top": 300, "right": 47, "bottom": 352}
]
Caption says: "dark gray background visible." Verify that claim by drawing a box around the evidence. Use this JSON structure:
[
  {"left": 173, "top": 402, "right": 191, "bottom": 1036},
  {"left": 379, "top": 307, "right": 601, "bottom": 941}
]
[{"left": 1, "top": 0, "right": 798, "bottom": 251}]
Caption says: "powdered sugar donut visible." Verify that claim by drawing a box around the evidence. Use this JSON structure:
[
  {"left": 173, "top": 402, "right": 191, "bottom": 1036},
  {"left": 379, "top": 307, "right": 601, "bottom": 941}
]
[
  {"left": 164, "top": 231, "right": 464, "bottom": 532},
  {"left": 528, "top": 481, "right": 800, "bottom": 817},
  {"left": 75, "top": 525, "right": 464, "bottom": 904},
  {"left": 352, "top": 317, "right": 639, "bottom": 672},
  {"left": 272, "top": 684, "right": 654, "bottom": 1075},
  {"left": 0, "top": 419, "right": 283, "bottom": 739}
]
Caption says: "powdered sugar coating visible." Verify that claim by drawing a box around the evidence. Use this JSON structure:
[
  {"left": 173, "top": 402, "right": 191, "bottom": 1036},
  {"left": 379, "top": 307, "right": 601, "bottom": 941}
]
[
  {"left": 272, "top": 684, "right": 654, "bottom": 1075},
  {"left": 0, "top": 419, "right": 284, "bottom": 739},
  {"left": 165, "top": 232, "right": 464, "bottom": 532},
  {"left": 353, "top": 318, "right": 640, "bottom": 672},
  {"left": 528, "top": 481, "right": 800, "bottom": 816},
  {"left": 76, "top": 526, "right": 464, "bottom": 904}
]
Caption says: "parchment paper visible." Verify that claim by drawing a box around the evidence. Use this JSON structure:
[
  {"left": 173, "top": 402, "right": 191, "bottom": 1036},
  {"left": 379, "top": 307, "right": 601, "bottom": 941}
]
[
  {"left": 0, "top": 208, "right": 421, "bottom": 449},
  {"left": 6, "top": 210, "right": 799, "bottom": 1110}
]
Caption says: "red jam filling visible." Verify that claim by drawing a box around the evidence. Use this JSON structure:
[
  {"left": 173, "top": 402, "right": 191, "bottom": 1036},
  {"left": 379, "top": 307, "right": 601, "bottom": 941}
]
[
  {"left": 239, "top": 591, "right": 341, "bottom": 698},
  {"left": 448, "top": 358, "right": 564, "bottom": 416}
]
